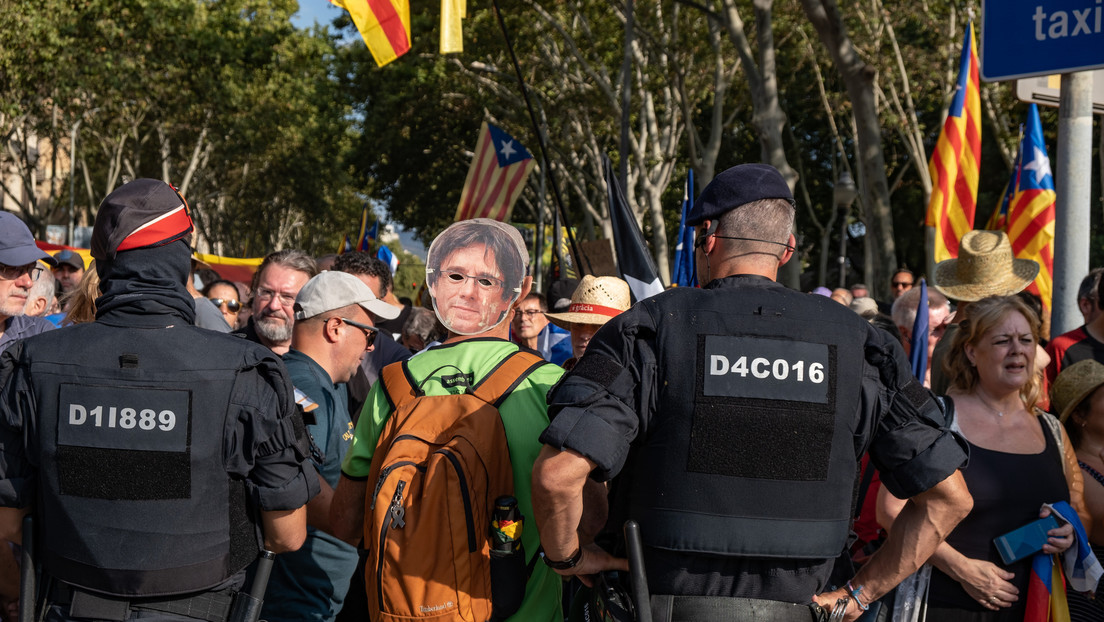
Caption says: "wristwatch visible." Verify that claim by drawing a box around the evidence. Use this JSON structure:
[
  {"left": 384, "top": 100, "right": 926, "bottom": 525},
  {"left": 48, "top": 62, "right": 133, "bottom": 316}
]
[{"left": 541, "top": 547, "right": 583, "bottom": 570}]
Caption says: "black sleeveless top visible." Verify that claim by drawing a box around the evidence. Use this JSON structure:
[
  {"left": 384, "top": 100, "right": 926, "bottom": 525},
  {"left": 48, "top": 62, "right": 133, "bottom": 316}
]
[{"left": 928, "top": 416, "right": 1069, "bottom": 616}]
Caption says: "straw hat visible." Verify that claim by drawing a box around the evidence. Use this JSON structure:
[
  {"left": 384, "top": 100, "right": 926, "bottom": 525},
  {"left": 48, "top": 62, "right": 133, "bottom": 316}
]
[
  {"left": 545, "top": 275, "right": 631, "bottom": 329},
  {"left": 1051, "top": 359, "right": 1104, "bottom": 423},
  {"left": 932, "top": 230, "right": 1039, "bottom": 301}
]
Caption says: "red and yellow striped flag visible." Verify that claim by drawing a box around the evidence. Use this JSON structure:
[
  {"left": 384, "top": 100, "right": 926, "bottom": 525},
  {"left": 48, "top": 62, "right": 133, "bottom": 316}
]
[
  {"left": 331, "top": 0, "right": 411, "bottom": 67},
  {"left": 455, "top": 122, "right": 537, "bottom": 222},
  {"left": 926, "top": 22, "right": 981, "bottom": 263}
]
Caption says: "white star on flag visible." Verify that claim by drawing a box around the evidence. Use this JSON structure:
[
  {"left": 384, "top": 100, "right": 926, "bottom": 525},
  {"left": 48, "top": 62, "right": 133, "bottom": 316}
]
[
  {"left": 499, "top": 140, "right": 516, "bottom": 159},
  {"left": 1023, "top": 146, "right": 1051, "bottom": 185}
]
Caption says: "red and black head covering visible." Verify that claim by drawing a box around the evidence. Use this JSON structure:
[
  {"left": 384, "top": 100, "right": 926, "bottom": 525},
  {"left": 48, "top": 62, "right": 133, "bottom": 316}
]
[{"left": 91, "top": 179, "right": 194, "bottom": 261}]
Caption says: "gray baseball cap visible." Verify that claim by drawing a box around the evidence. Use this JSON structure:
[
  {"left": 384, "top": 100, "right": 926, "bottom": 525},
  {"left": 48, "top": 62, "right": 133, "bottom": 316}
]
[
  {"left": 0, "top": 212, "right": 56, "bottom": 267},
  {"left": 293, "top": 271, "right": 400, "bottom": 321}
]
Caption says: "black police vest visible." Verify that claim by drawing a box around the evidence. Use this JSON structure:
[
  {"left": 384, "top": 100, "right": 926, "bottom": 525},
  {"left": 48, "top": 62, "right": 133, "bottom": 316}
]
[
  {"left": 24, "top": 322, "right": 267, "bottom": 597},
  {"left": 628, "top": 278, "right": 869, "bottom": 560}
]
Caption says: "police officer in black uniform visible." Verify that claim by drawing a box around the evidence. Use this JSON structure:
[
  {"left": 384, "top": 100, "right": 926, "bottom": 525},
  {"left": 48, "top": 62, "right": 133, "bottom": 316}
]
[
  {"left": 532, "top": 164, "right": 973, "bottom": 622},
  {"left": 0, "top": 179, "right": 320, "bottom": 621}
]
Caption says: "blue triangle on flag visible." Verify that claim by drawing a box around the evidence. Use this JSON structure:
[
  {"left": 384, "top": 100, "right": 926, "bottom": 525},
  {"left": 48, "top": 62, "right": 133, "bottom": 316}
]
[
  {"left": 1018, "top": 104, "right": 1054, "bottom": 193},
  {"left": 487, "top": 123, "right": 533, "bottom": 168}
]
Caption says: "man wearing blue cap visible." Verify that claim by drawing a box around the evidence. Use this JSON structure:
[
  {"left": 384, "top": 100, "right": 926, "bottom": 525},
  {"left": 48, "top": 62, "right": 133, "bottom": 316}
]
[
  {"left": 0, "top": 179, "right": 319, "bottom": 622},
  {"left": 533, "top": 164, "right": 973, "bottom": 621},
  {"left": 0, "top": 212, "right": 57, "bottom": 351},
  {"left": 51, "top": 249, "right": 85, "bottom": 297}
]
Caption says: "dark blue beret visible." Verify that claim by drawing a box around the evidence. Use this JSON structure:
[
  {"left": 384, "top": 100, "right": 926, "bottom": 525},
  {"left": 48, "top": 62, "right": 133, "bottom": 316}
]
[{"left": 687, "top": 163, "right": 794, "bottom": 227}]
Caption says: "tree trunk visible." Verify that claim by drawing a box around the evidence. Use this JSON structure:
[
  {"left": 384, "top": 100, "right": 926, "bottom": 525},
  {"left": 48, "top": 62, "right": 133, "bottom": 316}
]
[
  {"left": 718, "top": 0, "right": 801, "bottom": 288},
  {"left": 801, "top": 0, "right": 897, "bottom": 300}
]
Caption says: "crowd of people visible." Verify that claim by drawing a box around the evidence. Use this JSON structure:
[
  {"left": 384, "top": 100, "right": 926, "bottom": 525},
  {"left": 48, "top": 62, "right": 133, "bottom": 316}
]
[{"left": 0, "top": 166, "right": 1100, "bottom": 622}]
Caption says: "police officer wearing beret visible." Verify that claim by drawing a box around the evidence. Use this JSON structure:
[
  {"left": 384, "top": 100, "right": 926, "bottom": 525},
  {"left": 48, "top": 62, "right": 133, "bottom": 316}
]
[
  {"left": 532, "top": 164, "right": 973, "bottom": 622},
  {"left": 0, "top": 179, "right": 320, "bottom": 622}
]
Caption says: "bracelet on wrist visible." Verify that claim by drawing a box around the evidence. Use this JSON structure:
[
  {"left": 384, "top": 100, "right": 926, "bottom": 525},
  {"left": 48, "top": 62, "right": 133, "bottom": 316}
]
[
  {"left": 541, "top": 547, "right": 583, "bottom": 570},
  {"left": 846, "top": 580, "right": 870, "bottom": 611}
]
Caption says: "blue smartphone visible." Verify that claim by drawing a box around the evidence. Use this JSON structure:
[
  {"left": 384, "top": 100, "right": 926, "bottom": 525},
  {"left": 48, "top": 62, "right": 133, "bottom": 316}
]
[{"left": 993, "top": 515, "right": 1061, "bottom": 565}]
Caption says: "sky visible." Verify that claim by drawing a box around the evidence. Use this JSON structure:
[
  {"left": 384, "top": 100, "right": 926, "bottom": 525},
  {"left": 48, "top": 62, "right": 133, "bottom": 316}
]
[
  {"left": 290, "top": 0, "right": 343, "bottom": 30},
  {"left": 288, "top": 2, "right": 429, "bottom": 261}
]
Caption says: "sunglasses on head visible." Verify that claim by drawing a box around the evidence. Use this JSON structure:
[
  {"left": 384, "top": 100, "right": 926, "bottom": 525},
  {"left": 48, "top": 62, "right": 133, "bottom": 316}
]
[{"left": 210, "top": 298, "right": 242, "bottom": 312}]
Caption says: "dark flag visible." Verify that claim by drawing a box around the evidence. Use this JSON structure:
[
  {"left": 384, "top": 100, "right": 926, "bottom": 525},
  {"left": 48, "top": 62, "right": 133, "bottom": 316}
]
[
  {"left": 603, "top": 155, "right": 664, "bottom": 302},
  {"left": 909, "top": 278, "right": 929, "bottom": 381},
  {"left": 672, "top": 169, "right": 697, "bottom": 287}
]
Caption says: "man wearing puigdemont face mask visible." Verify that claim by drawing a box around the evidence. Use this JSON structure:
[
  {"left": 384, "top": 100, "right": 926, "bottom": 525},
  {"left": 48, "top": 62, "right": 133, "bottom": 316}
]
[{"left": 330, "top": 219, "right": 568, "bottom": 622}]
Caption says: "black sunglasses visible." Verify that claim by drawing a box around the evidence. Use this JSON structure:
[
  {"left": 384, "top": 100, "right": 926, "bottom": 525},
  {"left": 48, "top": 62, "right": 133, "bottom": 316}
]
[
  {"left": 210, "top": 298, "right": 242, "bottom": 312},
  {"left": 340, "top": 317, "right": 378, "bottom": 347}
]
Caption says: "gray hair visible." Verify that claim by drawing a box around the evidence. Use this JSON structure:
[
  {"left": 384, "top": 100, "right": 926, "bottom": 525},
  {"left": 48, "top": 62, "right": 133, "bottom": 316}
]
[
  {"left": 715, "top": 198, "right": 795, "bottom": 259},
  {"left": 891, "top": 286, "right": 950, "bottom": 330},
  {"left": 251, "top": 249, "right": 318, "bottom": 292},
  {"left": 24, "top": 268, "right": 55, "bottom": 316}
]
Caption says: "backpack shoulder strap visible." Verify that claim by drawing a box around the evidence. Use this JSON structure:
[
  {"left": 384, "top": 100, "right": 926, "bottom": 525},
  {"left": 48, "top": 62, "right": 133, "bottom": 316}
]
[
  {"left": 380, "top": 360, "right": 420, "bottom": 410},
  {"left": 471, "top": 351, "right": 549, "bottom": 408}
]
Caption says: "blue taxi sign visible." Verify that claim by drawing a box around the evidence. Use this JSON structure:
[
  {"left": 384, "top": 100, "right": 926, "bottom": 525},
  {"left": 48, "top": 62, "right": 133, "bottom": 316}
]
[{"left": 981, "top": 0, "right": 1104, "bottom": 81}]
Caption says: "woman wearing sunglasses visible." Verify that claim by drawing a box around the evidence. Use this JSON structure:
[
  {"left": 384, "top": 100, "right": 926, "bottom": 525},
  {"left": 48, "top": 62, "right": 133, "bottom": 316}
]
[{"left": 203, "top": 279, "right": 243, "bottom": 329}]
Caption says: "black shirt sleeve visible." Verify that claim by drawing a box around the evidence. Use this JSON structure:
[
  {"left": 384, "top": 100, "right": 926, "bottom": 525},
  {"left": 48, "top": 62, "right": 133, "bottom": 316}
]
[
  {"left": 541, "top": 305, "right": 656, "bottom": 482},
  {"left": 862, "top": 326, "right": 969, "bottom": 499},
  {"left": 225, "top": 351, "right": 321, "bottom": 512}
]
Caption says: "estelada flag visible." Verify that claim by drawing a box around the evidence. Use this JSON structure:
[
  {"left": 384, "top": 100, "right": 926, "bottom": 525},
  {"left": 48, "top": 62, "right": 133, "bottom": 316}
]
[
  {"left": 455, "top": 122, "right": 536, "bottom": 222},
  {"left": 991, "top": 104, "right": 1056, "bottom": 310},
  {"left": 925, "top": 22, "right": 981, "bottom": 263},
  {"left": 331, "top": 0, "right": 411, "bottom": 67}
]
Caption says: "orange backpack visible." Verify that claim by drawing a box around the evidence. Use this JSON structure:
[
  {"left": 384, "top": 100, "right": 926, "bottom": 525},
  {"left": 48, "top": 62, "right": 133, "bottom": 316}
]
[{"left": 365, "top": 351, "right": 547, "bottom": 622}]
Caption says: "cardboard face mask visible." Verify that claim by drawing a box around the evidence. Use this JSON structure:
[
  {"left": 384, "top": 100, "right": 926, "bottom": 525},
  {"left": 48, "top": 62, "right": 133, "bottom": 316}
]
[{"left": 426, "top": 219, "right": 528, "bottom": 336}]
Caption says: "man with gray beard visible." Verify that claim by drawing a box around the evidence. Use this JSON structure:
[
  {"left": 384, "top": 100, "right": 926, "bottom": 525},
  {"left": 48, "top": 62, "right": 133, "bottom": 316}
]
[{"left": 234, "top": 250, "right": 317, "bottom": 355}]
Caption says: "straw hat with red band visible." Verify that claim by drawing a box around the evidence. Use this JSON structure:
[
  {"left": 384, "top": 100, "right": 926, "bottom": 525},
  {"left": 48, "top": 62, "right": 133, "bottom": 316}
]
[
  {"left": 546, "top": 275, "right": 631, "bottom": 329},
  {"left": 91, "top": 179, "right": 194, "bottom": 261}
]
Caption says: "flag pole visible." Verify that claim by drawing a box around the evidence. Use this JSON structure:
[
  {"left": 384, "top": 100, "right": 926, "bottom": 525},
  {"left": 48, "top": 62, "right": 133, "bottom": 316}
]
[{"left": 490, "top": 0, "right": 592, "bottom": 276}]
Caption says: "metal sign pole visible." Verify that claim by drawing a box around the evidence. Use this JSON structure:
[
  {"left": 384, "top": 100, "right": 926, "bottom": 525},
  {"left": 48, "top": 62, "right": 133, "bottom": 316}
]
[{"left": 1052, "top": 71, "right": 1094, "bottom": 338}]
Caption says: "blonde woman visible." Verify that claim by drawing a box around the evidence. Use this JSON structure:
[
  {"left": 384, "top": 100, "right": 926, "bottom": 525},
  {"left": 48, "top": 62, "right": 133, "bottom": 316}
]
[{"left": 879, "top": 295, "right": 1084, "bottom": 621}]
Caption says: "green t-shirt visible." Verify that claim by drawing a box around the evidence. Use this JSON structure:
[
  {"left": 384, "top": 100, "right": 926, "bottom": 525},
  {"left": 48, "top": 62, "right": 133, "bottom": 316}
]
[{"left": 342, "top": 337, "right": 564, "bottom": 622}]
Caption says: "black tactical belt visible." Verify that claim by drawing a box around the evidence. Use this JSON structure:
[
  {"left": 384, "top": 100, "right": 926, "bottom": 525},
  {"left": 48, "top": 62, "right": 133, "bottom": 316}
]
[
  {"left": 650, "top": 594, "right": 825, "bottom": 622},
  {"left": 50, "top": 582, "right": 235, "bottom": 622}
]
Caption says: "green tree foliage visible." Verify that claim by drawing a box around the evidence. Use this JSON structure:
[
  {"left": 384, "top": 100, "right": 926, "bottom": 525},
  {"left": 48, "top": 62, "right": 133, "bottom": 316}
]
[{"left": 2, "top": 0, "right": 364, "bottom": 256}]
